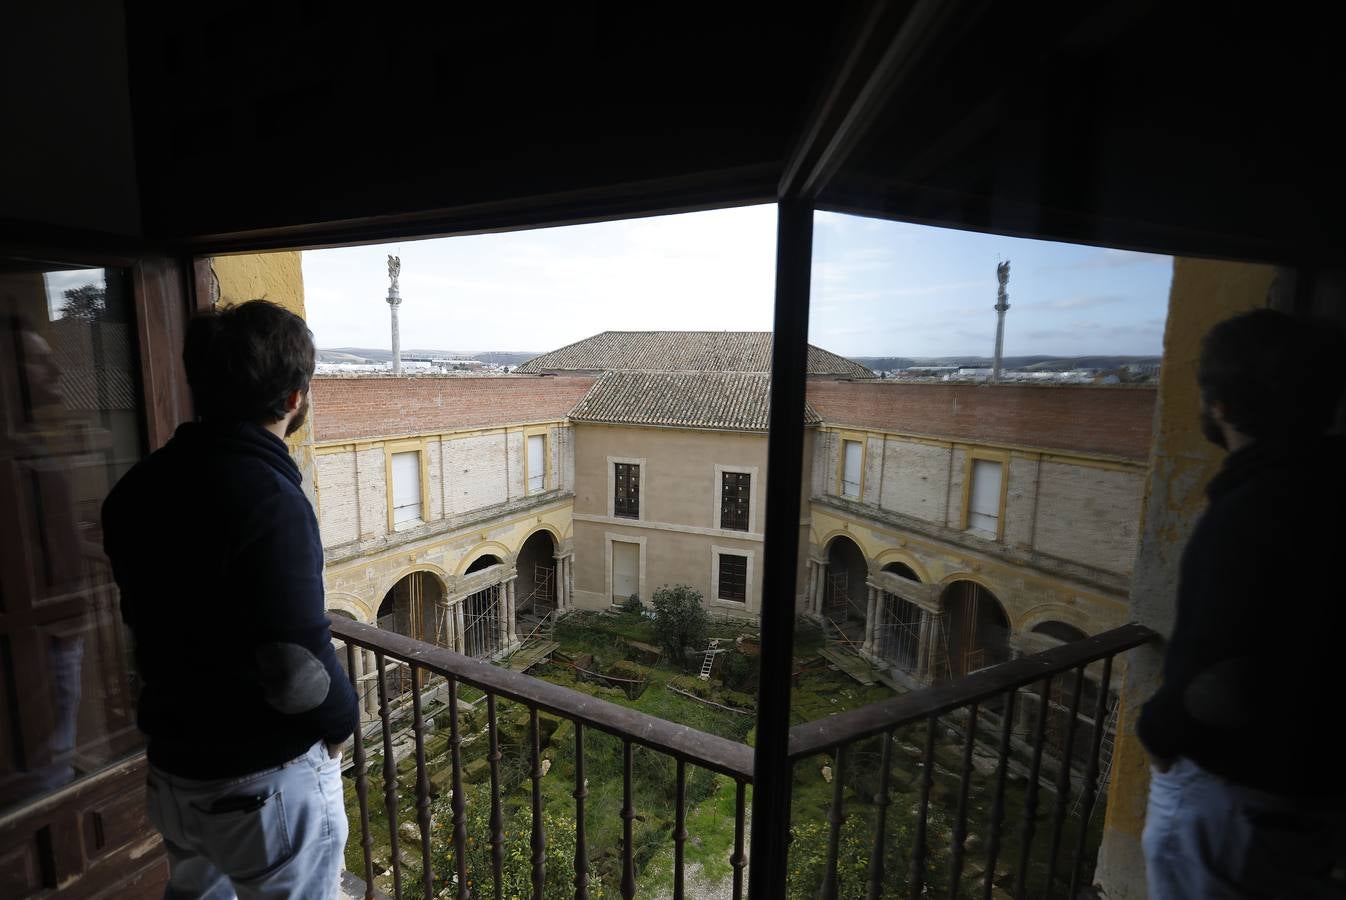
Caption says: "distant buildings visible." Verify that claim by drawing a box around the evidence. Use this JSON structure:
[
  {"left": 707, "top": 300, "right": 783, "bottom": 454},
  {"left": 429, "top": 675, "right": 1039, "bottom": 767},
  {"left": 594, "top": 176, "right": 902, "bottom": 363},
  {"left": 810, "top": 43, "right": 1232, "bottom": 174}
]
[{"left": 308, "top": 331, "right": 1155, "bottom": 709}]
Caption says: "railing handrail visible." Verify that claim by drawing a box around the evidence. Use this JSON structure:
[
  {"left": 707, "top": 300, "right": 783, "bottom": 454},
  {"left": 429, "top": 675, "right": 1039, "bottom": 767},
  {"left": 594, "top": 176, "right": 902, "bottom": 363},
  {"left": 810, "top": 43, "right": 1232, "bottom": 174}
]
[
  {"left": 331, "top": 617, "right": 755, "bottom": 780},
  {"left": 788, "top": 622, "right": 1157, "bottom": 760}
]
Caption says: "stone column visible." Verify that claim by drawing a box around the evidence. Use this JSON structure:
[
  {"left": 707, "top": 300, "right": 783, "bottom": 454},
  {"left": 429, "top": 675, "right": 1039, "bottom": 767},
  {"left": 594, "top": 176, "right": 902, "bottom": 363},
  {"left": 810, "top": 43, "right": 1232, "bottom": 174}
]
[
  {"left": 924, "top": 614, "right": 943, "bottom": 685},
  {"left": 567, "top": 554, "right": 575, "bottom": 610},
  {"left": 862, "top": 585, "right": 878, "bottom": 653},
  {"left": 555, "top": 554, "right": 568, "bottom": 610},
  {"left": 453, "top": 602, "right": 466, "bottom": 654},
  {"left": 362, "top": 649, "right": 379, "bottom": 716},
  {"left": 816, "top": 562, "right": 829, "bottom": 617},
  {"left": 916, "top": 610, "right": 932, "bottom": 679},
  {"left": 506, "top": 578, "right": 518, "bottom": 645},
  {"left": 803, "top": 560, "right": 814, "bottom": 614}
]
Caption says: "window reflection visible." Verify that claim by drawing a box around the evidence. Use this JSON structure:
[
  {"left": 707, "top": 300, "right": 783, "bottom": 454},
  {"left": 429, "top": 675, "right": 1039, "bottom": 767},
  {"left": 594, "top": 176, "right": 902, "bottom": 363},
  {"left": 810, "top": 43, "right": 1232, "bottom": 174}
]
[{"left": 0, "top": 262, "right": 144, "bottom": 813}]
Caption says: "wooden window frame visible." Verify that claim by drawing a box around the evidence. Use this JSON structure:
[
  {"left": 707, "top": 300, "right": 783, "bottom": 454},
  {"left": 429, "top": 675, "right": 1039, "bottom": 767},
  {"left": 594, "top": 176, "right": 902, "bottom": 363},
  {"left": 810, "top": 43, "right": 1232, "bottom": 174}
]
[
  {"left": 834, "top": 431, "right": 867, "bottom": 500},
  {"left": 384, "top": 438, "right": 430, "bottom": 531},
  {"left": 523, "top": 426, "right": 551, "bottom": 495},
  {"left": 959, "top": 447, "right": 1010, "bottom": 541},
  {"left": 608, "top": 456, "right": 644, "bottom": 520}
]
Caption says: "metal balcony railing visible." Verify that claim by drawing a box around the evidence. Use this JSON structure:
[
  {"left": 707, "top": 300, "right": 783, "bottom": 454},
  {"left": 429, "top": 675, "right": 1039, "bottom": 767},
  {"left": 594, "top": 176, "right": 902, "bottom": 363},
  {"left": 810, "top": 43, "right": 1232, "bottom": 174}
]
[{"left": 330, "top": 617, "right": 1155, "bottom": 900}]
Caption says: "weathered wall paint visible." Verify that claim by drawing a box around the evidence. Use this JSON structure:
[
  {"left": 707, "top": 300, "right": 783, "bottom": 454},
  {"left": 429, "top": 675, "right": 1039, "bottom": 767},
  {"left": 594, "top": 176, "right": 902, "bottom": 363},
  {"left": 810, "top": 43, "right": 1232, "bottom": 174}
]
[{"left": 1094, "top": 258, "right": 1276, "bottom": 898}]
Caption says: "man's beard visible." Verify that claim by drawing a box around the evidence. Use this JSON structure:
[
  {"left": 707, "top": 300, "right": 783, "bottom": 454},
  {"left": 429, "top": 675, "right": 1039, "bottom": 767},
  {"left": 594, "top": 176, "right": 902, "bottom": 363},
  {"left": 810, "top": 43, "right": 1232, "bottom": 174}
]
[
  {"left": 1200, "top": 405, "right": 1227, "bottom": 449},
  {"left": 285, "top": 394, "right": 310, "bottom": 437}
]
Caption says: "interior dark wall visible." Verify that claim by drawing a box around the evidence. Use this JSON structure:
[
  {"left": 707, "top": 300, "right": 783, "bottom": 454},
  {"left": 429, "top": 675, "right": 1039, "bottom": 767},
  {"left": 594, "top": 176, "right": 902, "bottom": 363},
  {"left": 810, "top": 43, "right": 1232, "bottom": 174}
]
[
  {"left": 1, "top": 3, "right": 141, "bottom": 237},
  {"left": 123, "top": 4, "right": 863, "bottom": 245}
]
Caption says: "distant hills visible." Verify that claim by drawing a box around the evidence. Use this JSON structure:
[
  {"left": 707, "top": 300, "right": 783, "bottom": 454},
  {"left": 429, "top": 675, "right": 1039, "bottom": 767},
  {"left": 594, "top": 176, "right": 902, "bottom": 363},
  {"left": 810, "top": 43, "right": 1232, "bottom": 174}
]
[
  {"left": 320, "top": 348, "right": 1160, "bottom": 373},
  {"left": 319, "top": 348, "right": 539, "bottom": 366},
  {"left": 853, "top": 355, "right": 1161, "bottom": 372}
]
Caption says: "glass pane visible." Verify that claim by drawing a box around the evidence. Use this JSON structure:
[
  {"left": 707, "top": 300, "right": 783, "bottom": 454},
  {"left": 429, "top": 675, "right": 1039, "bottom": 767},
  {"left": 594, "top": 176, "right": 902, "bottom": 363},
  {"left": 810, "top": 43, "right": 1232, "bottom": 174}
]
[{"left": 0, "top": 261, "right": 145, "bottom": 813}]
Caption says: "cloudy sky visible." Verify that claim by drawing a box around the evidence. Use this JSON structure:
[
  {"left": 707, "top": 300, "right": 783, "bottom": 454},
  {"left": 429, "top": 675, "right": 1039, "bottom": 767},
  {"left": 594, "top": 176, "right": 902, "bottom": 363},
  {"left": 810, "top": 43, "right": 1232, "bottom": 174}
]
[{"left": 301, "top": 205, "right": 1172, "bottom": 359}]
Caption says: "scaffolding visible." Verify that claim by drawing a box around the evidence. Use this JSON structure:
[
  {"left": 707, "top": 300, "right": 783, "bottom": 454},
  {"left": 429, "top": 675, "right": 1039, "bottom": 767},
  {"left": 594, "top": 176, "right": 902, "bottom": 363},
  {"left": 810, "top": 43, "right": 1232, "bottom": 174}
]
[
  {"left": 464, "top": 583, "right": 503, "bottom": 659},
  {"left": 517, "top": 563, "right": 555, "bottom": 617}
]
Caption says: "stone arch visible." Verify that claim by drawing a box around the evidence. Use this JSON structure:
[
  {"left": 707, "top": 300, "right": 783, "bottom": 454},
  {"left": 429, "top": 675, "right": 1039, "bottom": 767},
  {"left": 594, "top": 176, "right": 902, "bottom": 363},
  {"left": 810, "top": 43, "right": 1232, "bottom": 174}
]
[
  {"left": 941, "top": 578, "right": 1012, "bottom": 678},
  {"left": 874, "top": 548, "right": 930, "bottom": 583},
  {"left": 377, "top": 569, "right": 449, "bottom": 646},
  {"left": 1015, "top": 602, "right": 1095, "bottom": 637},
  {"left": 1032, "top": 620, "right": 1088, "bottom": 644},
  {"left": 374, "top": 564, "right": 450, "bottom": 608},
  {"left": 515, "top": 522, "right": 563, "bottom": 553},
  {"left": 456, "top": 540, "right": 514, "bottom": 575},
  {"left": 326, "top": 592, "right": 375, "bottom": 624}
]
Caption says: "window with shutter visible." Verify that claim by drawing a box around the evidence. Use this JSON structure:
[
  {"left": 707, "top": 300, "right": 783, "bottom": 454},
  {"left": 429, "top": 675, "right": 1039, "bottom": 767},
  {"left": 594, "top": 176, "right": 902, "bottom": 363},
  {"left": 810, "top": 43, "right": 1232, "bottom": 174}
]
[
  {"left": 720, "top": 471, "right": 750, "bottom": 531},
  {"left": 614, "top": 462, "right": 640, "bottom": 518}
]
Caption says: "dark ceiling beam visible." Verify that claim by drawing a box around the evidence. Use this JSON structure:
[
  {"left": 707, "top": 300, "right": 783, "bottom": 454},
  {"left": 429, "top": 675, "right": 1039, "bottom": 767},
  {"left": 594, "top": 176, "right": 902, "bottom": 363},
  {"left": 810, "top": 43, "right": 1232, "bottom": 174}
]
[
  {"left": 781, "top": 0, "right": 988, "bottom": 201},
  {"left": 175, "top": 164, "right": 778, "bottom": 256}
]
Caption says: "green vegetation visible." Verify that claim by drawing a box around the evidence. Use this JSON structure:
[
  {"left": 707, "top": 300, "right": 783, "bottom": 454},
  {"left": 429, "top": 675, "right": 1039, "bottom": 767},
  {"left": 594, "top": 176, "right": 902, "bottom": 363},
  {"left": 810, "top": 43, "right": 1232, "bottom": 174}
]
[
  {"left": 649, "top": 584, "right": 710, "bottom": 665},
  {"left": 344, "top": 613, "right": 1105, "bottom": 899}
]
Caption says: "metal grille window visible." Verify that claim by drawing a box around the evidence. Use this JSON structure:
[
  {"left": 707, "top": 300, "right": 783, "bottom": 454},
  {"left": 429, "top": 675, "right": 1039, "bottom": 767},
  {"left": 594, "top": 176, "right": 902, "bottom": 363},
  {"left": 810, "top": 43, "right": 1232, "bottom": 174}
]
[
  {"left": 614, "top": 462, "right": 640, "bottom": 518},
  {"left": 720, "top": 471, "right": 750, "bottom": 531},
  {"left": 719, "top": 553, "right": 747, "bottom": 602}
]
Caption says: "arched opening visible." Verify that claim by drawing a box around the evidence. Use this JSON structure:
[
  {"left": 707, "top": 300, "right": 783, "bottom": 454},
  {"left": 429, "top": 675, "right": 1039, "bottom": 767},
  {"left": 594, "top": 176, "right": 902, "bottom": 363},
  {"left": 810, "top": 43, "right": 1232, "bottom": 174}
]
[
  {"left": 1028, "top": 621, "right": 1109, "bottom": 773},
  {"left": 515, "top": 531, "right": 557, "bottom": 619},
  {"left": 465, "top": 553, "right": 502, "bottom": 574},
  {"left": 459, "top": 555, "right": 506, "bottom": 659},
  {"left": 377, "top": 571, "right": 447, "bottom": 646},
  {"left": 942, "top": 580, "right": 1010, "bottom": 679},
  {"left": 1032, "top": 621, "right": 1087, "bottom": 644},
  {"left": 824, "top": 536, "right": 869, "bottom": 625},
  {"left": 884, "top": 562, "right": 920, "bottom": 582},
  {"left": 376, "top": 571, "right": 448, "bottom": 696},
  {"left": 874, "top": 563, "right": 924, "bottom": 673}
]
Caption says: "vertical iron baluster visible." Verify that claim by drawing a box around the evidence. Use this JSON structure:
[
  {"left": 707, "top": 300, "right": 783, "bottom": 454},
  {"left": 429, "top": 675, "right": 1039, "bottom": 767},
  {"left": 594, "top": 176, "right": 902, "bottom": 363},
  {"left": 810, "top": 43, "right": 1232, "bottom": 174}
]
[
  {"left": 530, "top": 708, "right": 546, "bottom": 899},
  {"left": 374, "top": 651, "right": 403, "bottom": 900},
  {"left": 731, "top": 779, "right": 747, "bottom": 900},
  {"left": 621, "top": 740, "right": 637, "bottom": 900},
  {"left": 673, "top": 758, "right": 687, "bottom": 900},
  {"left": 1068, "top": 656, "right": 1115, "bottom": 899},
  {"left": 449, "top": 678, "right": 469, "bottom": 899},
  {"left": 346, "top": 643, "right": 375, "bottom": 900},
  {"left": 1044, "top": 666, "right": 1087, "bottom": 898},
  {"left": 982, "top": 690, "right": 1017, "bottom": 900},
  {"left": 574, "top": 722, "right": 589, "bottom": 900},
  {"left": 865, "top": 730, "right": 895, "bottom": 900},
  {"left": 821, "top": 745, "right": 847, "bottom": 900},
  {"left": 947, "top": 703, "right": 980, "bottom": 898},
  {"left": 487, "top": 694, "right": 504, "bottom": 900},
  {"left": 410, "top": 667, "right": 434, "bottom": 900},
  {"left": 1014, "top": 676, "right": 1053, "bottom": 898},
  {"left": 909, "top": 717, "right": 937, "bottom": 900}
]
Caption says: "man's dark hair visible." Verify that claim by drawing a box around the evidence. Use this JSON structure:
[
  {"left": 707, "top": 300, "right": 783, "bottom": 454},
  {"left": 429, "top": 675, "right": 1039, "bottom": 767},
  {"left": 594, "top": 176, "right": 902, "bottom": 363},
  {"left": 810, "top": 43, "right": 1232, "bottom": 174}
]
[
  {"left": 184, "top": 300, "right": 315, "bottom": 423},
  {"left": 1197, "top": 308, "right": 1346, "bottom": 438}
]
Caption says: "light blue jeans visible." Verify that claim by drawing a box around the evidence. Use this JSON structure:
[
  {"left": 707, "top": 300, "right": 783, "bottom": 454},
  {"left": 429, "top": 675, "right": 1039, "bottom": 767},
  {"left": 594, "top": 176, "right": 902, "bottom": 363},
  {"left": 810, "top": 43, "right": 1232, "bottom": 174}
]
[
  {"left": 146, "top": 741, "right": 347, "bottom": 900},
  {"left": 1143, "top": 757, "right": 1346, "bottom": 899}
]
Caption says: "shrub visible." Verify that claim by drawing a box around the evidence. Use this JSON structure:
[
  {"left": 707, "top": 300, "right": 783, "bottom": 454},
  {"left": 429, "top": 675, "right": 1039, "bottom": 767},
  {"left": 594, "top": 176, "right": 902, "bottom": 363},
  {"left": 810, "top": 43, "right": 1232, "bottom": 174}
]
[
  {"left": 650, "top": 584, "right": 710, "bottom": 667},
  {"left": 619, "top": 592, "right": 643, "bottom": 614},
  {"left": 719, "top": 650, "right": 758, "bottom": 693}
]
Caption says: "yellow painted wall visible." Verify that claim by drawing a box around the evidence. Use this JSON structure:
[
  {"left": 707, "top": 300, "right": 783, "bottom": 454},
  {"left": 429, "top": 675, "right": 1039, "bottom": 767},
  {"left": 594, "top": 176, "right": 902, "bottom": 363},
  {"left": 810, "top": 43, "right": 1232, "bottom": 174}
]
[
  {"left": 323, "top": 497, "right": 573, "bottom": 622},
  {"left": 1094, "top": 257, "right": 1276, "bottom": 898}
]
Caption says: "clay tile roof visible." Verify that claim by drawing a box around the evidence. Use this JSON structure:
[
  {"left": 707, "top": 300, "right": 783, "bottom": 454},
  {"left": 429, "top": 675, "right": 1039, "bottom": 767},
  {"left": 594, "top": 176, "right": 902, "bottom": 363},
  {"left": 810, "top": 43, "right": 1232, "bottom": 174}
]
[
  {"left": 568, "top": 370, "right": 822, "bottom": 431},
  {"left": 515, "top": 331, "right": 872, "bottom": 378}
]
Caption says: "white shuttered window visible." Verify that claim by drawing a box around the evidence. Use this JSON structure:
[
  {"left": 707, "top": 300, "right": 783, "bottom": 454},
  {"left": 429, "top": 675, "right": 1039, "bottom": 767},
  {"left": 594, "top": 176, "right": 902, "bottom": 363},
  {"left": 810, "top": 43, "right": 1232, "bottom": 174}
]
[
  {"left": 968, "top": 459, "right": 1002, "bottom": 535},
  {"left": 392, "top": 451, "right": 422, "bottom": 526},
  {"left": 841, "top": 440, "right": 862, "bottom": 498},
  {"left": 527, "top": 434, "right": 546, "bottom": 493}
]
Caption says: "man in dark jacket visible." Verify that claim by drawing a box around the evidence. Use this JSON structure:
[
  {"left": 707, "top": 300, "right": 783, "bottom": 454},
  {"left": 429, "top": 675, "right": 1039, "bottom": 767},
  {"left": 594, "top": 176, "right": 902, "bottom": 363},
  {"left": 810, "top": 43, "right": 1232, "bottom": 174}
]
[
  {"left": 1139, "top": 308, "right": 1346, "bottom": 898},
  {"left": 105, "top": 300, "right": 358, "bottom": 899}
]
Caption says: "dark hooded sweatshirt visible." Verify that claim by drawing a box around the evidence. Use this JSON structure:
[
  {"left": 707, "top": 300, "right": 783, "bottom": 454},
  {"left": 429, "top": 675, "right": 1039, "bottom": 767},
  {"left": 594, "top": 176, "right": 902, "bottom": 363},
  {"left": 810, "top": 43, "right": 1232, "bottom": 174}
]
[
  {"left": 104, "top": 421, "right": 358, "bottom": 778},
  {"left": 1138, "top": 434, "right": 1346, "bottom": 800}
]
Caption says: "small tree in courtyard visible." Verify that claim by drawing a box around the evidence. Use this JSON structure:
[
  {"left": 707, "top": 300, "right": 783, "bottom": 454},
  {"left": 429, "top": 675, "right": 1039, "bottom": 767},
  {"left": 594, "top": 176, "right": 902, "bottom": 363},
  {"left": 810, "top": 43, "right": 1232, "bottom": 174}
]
[{"left": 651, "top": 584, "right": 710, "bottom": 667}]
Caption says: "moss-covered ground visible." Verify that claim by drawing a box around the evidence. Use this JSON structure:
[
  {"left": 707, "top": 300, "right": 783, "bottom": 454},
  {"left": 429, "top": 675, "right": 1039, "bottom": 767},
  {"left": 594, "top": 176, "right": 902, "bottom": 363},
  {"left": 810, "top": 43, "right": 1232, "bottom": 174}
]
[{"left": 344, "top": 612, "right": 1103, "bottom": 899}]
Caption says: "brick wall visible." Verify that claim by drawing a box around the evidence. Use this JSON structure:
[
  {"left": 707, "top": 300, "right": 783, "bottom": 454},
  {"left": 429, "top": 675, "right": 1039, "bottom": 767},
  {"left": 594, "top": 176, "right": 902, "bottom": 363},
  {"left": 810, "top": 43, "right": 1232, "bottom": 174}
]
[
  {"left": 311, "top": 375, "right": 596, "bottom": 442},
  {"left": 806, "top": 381, "right": 1156, "bottom": 460}
]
